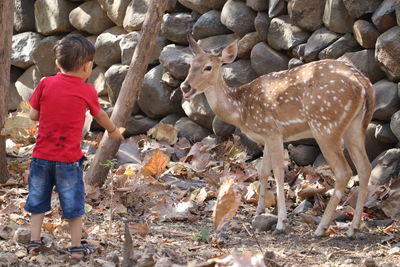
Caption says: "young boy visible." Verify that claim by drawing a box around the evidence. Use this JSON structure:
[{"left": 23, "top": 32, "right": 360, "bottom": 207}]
[{"left": 25, "top": 34, "right": 123, "bottom": 259}]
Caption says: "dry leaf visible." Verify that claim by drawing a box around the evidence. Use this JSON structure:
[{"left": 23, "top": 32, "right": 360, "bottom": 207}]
[
  {"left": 243, "top": 181, "right": 275, "bottom": 207},
  {"left": 141, "top": 149, "right": 170, "bottom": 177},
  {"left": 213, "top": 178, "right": 242, "bottom": 232},
  {"left": 147, "top": 122, "right": 178, "bottom": 145},
  {"left": 296, "top": 183, "right": 327, "bottom": 200},
  {"left": 128, "top": 222, "right": 149, "bottom": 236},
  {"left": 43, "top": 222, "right": 57, "bottom": 234},
  {"left": 151, "top": 197, "right": 197, "bottom": 222},
  {"left": 208, "top": 251, "right": 266, "bottom": 267}
]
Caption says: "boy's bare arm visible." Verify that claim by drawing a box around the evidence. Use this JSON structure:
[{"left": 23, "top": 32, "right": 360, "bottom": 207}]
[
  {"left": 30, "top": 108, "right": 40, "bottom": 121},
  {"left": 93, "top": 109, "right": 124, "bottom": 140}
]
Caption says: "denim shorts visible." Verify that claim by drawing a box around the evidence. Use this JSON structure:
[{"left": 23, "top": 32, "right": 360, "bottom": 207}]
[{"left": 24, "top": 157, "right": 85, "bottom": 220}]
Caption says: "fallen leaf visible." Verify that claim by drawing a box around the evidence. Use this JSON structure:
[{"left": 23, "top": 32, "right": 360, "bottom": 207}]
[
  {"left": 128, "top": 222, "right": 149, "bottom": 236},
  {"left": 147, "top": 122, "right": 178, "bottom": 145},
  {"left": 141, "top": 149, "right": 170, "bottom": 177},
  {"left": 208, "top": 251, "right": 266, "bottom": 267}
]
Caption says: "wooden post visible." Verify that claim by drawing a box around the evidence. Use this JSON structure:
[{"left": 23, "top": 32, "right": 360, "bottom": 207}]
[
  {"left": 0, "top": 0, "right": 14, "bottom": 184},
  {"left": 85, "top": 0, "right": 168, "bottom": 186}
]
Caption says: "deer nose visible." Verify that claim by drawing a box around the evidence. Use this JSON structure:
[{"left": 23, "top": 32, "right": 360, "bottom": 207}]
[{"left": 180, "top": 83, "right": 191, "bottom": 93}]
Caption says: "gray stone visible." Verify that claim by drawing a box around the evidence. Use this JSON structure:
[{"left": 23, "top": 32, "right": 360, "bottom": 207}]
[
  {"left": 338, "top": 49, "right": 385, "bottom": 83},
  {"left": 293, "top": 200, "right": 313, "bottom": 214},
  {"left": 198, "top": 34, "right": 237, "bottom": 53},
  {"left": 303, "top": 28, "right": 341, "bottom": 62},
  {"left": 69, "top": 0, "right": 114, "bottom": 35},
  {"left": 288, "top": 0, "right": 325, "bottom": 31},
  {"left": 15, "top": 65, "right": 42, "bottom": 101},
  {"left": 373, "top": 79, "right": 400, "bottom": 121},
  {"left": 9, "top": 78, "right": 23, "bottom": 112},
  {"left": 123, "top": 0, "right": 149, "bottom": 32},
  {"left": 161, "top": 13, "right": 196, "bottom": 45},
  {"left": 138, "top": 65, "right": 177, "bottom": 119},
  {"left": 104, "top": 64, "right": 129, "bottom": 105},
  {"left": 11, "top": 32, "right": 43, "bottom": 69},
  {"left": 375, "top": 123, "right": 398, "bottom": 144},
  {"left": 161, "top": 72, "right": 181, "bottom": 88},
  {"left": 375, "top": 26, "right": 400, "bottom": 82},
  {"left": 236, "top": 129, "right": 263, "bottom": 159},
  {"left": 116, "top": 143, "right": 141, "bottom": 165},
  {"left": 222, "top": 59, "right": 258, "bottom": 87},
  {"left": 34, "top": 0, "right": 78, "bottom": 35},
  {"left": 246, "top": 0, "right": 268, "bottom": 11},
  {"left": 175, "top": 117, "right": 213, "bottom": 142},
  {"left": 0, "top": 225, "right": 14, "bottom": 240},
  {"left": 397, "top": 4, "right": 400, "bottom": 26},
  {"left": 288, "top": 144, "right": 320, "bottom": 166},
  {"left": 319, "top": 33, "right": 359, "bottom": 59},
  {"left": 98, "top": 0, "right": 131, "bottom": 26},
  {"left": 372, "top": 0, "right": 398, "bottom": 33},
  {"left": 291, "top": 43, "right": 306, "bottom": 59},
  {"left": 87, "top": 66, "right": 108, "bottom": 96},
  {"left": 391, "top": 110, "right": 400, "bottom": 141},
  {"left": 342, "top": 0, "right": 382, "bottom": 18},
  {"left": 32, "top": 35, "right": 61, "bottom": 77},
  {"left": 95, "top": 26, "right": 127, "bottom": 67},
  {"left": 178, "top": 0, "right": 227, "bottom": 14},
  {"left": 252, "top": 214, "right": 278, "bottom": 231},
  {"left": 370, "top": 148, "right": 400, "bottom": 185},
  {"left": 125, "top": 115, "right": 159, "bottom": 136},
  {"left": 365, "top": 121, "right": 394, "bottom": 161},
  {"left": 254, "top": 12, "right": 271, "bottom": 42},
  {"left": 182, "top": 93, "right": 214, "bottom": 129},
  {"left": 212, "top": 116, "right": 236, "bottom": 137},
  {"left": 352, "top": 20, "right": 380, "bottom": 49},
  {"left": 221, "top": 0, "right": 256, "bottom": 36},
  {"left": 237, "top": 32, "right": 260, "bottom": 59},
  {"left": 159, "top": 45, "right": 192, "bottom": 80},
  {"left": 0, "top": 252, "right": 18, "bottom": 266},
  {"left": 313, "top": 153, "right": 328, "bottom": 168},
  {"left": 268, "top": 0, "right": 286, "bottom": 18},
  {"left": 160, "top": 114, "right": 181, "bottom": 125},
  {"left": 14, "top": 0, "right": 35, "bottom": 32},
  {"left": 192, "top": 10, "right": 231, "bottom": 40},
  {"left": 13, "top": 226, "right": 30, "bottom": 244},
  {"left": 288, "top": 58, "right": 304, "bottom": 69},
  {"left": 323, "top": 0, "right": 354, "bottom": 33},
  {"left": 250, "top": 42, "right": 289, "bottom": 75},
  {"left": 268, "top": 15, "right": 310, "bottom": 51},
  {"left": 120, "top": 32, "right": 167, "bottom": 65}
]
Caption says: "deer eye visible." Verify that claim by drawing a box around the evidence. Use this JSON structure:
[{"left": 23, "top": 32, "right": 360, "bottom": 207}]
[{"left": 204, "top": 65, "right": 212, "bottom": 72}]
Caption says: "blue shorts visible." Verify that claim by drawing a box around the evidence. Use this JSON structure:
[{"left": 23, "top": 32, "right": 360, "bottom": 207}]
[{"left": 24, "top": 157, "right": 85, "bottom": 220}]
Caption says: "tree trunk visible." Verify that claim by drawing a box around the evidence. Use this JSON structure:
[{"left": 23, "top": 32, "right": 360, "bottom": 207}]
[
  {"left": 0, "top": 0, "right": 14, "bottom": 184},
  {"left": 85, "top": 0, "right": 168, "bottom": 186}
]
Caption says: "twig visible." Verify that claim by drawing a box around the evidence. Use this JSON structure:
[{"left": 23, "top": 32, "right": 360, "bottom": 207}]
[{"left": 242, "top": 223, "right": 264, "bottom": 255}]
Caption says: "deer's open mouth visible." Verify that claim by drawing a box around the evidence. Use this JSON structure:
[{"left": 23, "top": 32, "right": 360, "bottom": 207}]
[{"left": 182, "top": 88, "right": 196, "bottom": 98}]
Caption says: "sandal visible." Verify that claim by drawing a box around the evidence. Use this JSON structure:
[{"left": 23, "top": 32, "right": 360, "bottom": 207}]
[
  {"left": 26, "top": 238, "right": 45, "bottom": 255},
  {"left": 68, "top": 240, "right": 96, "bottom": 259}
]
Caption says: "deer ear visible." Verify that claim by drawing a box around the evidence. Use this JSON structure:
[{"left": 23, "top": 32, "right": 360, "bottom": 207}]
[
  {"left": 187, "top": 34, "right": 204, "bottom": 55},
  {"left": 221, "top": 40, "right": 238, "bottom": 64}
]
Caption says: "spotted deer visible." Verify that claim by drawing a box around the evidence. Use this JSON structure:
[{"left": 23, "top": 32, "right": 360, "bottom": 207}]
[{"left": 181, "top": 35, "right": 375, "bottom": 237}]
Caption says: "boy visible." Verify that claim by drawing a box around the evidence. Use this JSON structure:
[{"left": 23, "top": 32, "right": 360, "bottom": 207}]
[{"left": 25, "top": 34, "right": 123, "bottom": 259}]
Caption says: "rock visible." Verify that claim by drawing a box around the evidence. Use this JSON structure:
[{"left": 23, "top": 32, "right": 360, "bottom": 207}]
[
  {"left": 161, "top": 13, "right": 196, "bottom": 45},
  {"left": 192, "top": 10, "right": 231, "bottom": 40},
  {"left": 381, "top": 189, "right": 400, "bottom": 220},
  {"left": 178, "top": 0, "right": 227, "bottom": 14},
  {"left": 303, "top": 27, "right": 341, "bottom": 62},
  {"left": 268, "top": 0, "right": 286, "bottom": 18},
  {"left": 237, "top": 32, "right": 260, "bottom": 59},
  {"left": 292, "top": 43, "right": 306, "bottom": 59},
  {"left": 212, "top": 116, "right": 235, "bottom": 137},
  {"left": 236, "top": 129, "right": 263, "bottom": 159},
  {"left": 250, "top": 42, "right": 289, "bottom": 75},
  {"left": 365, "top": 122, "right": 394, "bottom": 161},
  {"left": 254, "top": 12, "right": 271, "bottom": 42},
  {"left": 181, "top": 93, "right": 214, "bottom": 129},
  {"left": 87, "top": 66, "right": 108, "bottom": 96},
  {"left": 125, "top": 115, "right": 159, "bottom": 136},
  {"left": 116, "top": 143, "right": 141, "bottom": 165},
  {"left": 288, "top": 144, "right": 320, "bottom": 166},
  {"left": 375, "top": 26, "right": 400, "bottom": 82},
  {"left": 9, "top": 80, "right": 22, "bottom": 112},
  {"left": 15, "top": 65, "right": 42, "bottom": 101},
  {"left": 323, "top": 0, "right": 354, "bottom": 33},
  {"left": 267, "top": 15, "right": 310, "bottom": 51},
  {"left": 159, "top": 45, "right": 192, "bottom": 80},
  {"left": 288, "top": 58, "right": 304, "bottom": 69},
  {"left": 32, "top": 35, "right": 61, "bottom": 77},
  {"left": 288, "top": 0, "right": 325, "bottom": 31},
  {"left": 252, "top": 214, "right": 278, "bottom": 231},
  {"left": 11, "top": 32, "right": 43, "bottom": 69},
  {"left": 123, "top": 0, "right": 150, "bottom": 32},
  {"left": 0, "top": 252, "right": 18, "bottom": 266},
  {"left": 34, "top": 0, "right": 78, "bottom": 35},
  {"left": 104, "top": 64, "right": 129, "bottom": 105},
  {"left": 120, "top": 32, "right": 167, "bottom": 65},
  {"left": 352, "top": 20, "right": 380, "bottom": 49},
  {"left": 371, "top": 0, "right": 398, "bottom": 33},
  {"left": 293, "top": 200, "right": 313, "bottom": 214},
  {"left": 221, "top": 0, "right": 256, "bottom": 36},
  {"left": 391, "top": 110, "right": 400, "bottom": 141},
  {"left": 13, "top": 226, "right": 30, "bottom": 244},
  {"left": 342, "top": 0, "right": 382, "bottom": 18},
  {"left": 198, "top": 34, "right": 237, "bottom": 53},
  {"left": 175, "top": 117, "right": 213, "bottom": 142},
  {"left": 373, "top": 80, "right": 400, "bottom": 121},
  {"left": 160, "top": 114, "right": 181, "bottom": 125},
  {"left": 0, "top": 225, "right": 14, "bottom": 240},
  {"left": 106, "top": 250, "right": 120, "bottom": 265},
  {"left": 319, "top": 33, "right": 359, "bottom": 59},
  {"left": 98, "top": 0, "right": 131, "bottom": 26},
  {"left": 69, "top": 0, "right": 114, "bottom": 35},
  {"left": 222, "top": 59, "right": 258, "bottom": 87},
  {"left": 14, "top": 0, "right": 35, "bottom": 32},
  {"left": 138, "top": 65, "right": 178, "bottom": 119},
  {"left": 95, "top": 26, "right": 127, "bottom": 67},
  {"left": 375, "top": 123, "right": 398, "bottom": 144},
  {"left": 338, "top": 49, "right": 385, "bottom": 84},
  {"left": 246, "top": 0, "right": 268, "bottom": 11}
]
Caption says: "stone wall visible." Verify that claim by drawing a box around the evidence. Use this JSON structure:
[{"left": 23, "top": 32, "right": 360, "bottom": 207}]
[{"left": 9, "top": 0, "right": 400, "bottom": 175}]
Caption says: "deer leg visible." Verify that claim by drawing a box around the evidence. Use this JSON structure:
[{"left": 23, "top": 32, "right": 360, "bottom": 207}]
[
  {"left": 266, "top": 136, "right": 287, "bottom": 233},
  {"left": 314, "top": 137, "right": 352, "bottom": 237},
  {"left": 343, "top": 119, "right": 372, "bottom": 237},
  {"left": 256, "top": 146, "right": 272, "bottom": 215}
]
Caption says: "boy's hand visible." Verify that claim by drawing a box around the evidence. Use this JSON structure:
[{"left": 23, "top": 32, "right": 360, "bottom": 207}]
[{"left": 108, "top": 127, "right": 124, "bottom": 141}]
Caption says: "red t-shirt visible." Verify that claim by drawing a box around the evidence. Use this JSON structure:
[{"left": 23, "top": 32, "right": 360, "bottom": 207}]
[{"left": 29, "top": 72, "right": 101, "bottom": 162}]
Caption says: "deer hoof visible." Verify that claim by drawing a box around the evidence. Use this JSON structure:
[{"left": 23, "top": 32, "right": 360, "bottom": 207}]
[
  {"left": 272, "top": 227, "right": 286, "bottom": 235},
  {"left": 313, "top": 228, "right": 326, "bottom": 238}
]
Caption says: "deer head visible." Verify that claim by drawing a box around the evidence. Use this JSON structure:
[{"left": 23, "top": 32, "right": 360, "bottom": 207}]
[{"left": 181, "top": 35, "right": 238, "bottom": 98}]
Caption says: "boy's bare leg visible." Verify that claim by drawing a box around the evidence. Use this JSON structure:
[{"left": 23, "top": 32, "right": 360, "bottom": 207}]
[
  {"left": 69, "top": 216, "right": 83, "bottom": 258},
  {"left": 30, "top": 213, "right": 45, "bottom": 241}
]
